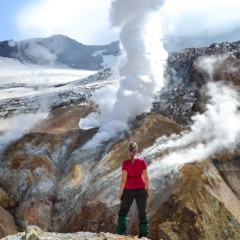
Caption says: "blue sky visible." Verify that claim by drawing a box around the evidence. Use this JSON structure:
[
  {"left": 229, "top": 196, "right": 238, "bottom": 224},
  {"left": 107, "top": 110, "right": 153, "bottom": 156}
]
[
  {"left": 0, "top": 0, "right": 240, "bottom": 45},
  {"left": 0, "top": 0, "right": 32, "bottom": 41}
]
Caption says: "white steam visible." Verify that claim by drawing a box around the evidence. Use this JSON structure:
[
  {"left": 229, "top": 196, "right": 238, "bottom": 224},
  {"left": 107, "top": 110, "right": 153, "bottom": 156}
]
[
  {"left": 79, "top": 0, "right": 168, "bottom": 148},
  {"left": 19, "top": 40, "right": 57, "bottom": 65},
  {"left": 0, "top": 113, "right": 48, "bottom": 151},
  {"left": 143, "top": 70, "right": 240, "bottom": 181}
]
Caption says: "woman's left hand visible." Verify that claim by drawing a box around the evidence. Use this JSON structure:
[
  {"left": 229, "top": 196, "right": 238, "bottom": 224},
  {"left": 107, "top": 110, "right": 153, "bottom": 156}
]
[
  {"left": 118, "top": 194, "right": 122, "bottom": 202},
  {"left": 146, "top": 189, "right": 150, "bottom": 199}
]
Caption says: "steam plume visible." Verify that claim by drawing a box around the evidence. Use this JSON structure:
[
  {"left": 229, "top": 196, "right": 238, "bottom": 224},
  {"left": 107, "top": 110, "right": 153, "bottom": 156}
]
[
  {"left": 79, "top": 0, "right": 167, "bottom": 148},
  {"left": 142, "top": 57, "right": 240, "bottom": 183},
  {"left": 0, "top": 113, "right": 47, "bottom": 152}
]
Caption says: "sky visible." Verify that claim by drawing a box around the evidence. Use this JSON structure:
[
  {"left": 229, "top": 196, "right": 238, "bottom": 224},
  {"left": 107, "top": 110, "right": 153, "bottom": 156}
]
[
  {"left": 1, "top": 0, "right": 240, "bottom": 45},
  {"left": 0, "top": 0, "right": 116, "bottom": 44}
]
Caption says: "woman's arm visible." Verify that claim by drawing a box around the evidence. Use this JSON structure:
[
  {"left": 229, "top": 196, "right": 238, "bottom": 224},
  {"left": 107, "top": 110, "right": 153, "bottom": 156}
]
[
  {"left": 118, "top": 170, "right": 127, "bottom": 201},
  {"left": 143, "top": 169, "right": 150, "bottom": 198}
]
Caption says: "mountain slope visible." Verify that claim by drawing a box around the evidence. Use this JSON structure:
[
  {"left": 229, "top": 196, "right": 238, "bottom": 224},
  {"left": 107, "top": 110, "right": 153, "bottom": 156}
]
[{"left": 0, "top": 35, "right": 120, "bottom": 70}]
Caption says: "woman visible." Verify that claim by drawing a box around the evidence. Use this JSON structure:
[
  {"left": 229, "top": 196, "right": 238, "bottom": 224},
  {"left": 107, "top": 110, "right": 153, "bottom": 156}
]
[{"left": 117, "top": 142, "right": 150, "bottom": 238}]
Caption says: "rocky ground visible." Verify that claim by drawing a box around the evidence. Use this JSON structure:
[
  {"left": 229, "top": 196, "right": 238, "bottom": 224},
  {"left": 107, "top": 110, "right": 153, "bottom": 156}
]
[{"left": 2, "top": 225, "right": 141, "bottom": 240}]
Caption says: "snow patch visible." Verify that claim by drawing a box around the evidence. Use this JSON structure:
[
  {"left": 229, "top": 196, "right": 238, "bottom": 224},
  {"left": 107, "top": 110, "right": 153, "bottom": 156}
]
[{"left": 0, "top": 57, "right": 96, "bottom": 99}]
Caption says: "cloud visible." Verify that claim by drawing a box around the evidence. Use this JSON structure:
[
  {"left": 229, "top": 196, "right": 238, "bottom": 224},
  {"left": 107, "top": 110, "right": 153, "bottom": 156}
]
[
  {"left": 14, "top": 0, "right": 240, "bottom": 46},
  {"left": 161, "top": 0, "right": 240, "bottom": 37},
  {"left": 15, "top": 0, "right": 117, "bottom": 45}
]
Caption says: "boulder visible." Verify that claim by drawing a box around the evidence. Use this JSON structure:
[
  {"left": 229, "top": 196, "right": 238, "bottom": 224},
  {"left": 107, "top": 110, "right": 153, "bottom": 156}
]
[{"left": 0, "top": 206, "right": 18, "bottom": 239}]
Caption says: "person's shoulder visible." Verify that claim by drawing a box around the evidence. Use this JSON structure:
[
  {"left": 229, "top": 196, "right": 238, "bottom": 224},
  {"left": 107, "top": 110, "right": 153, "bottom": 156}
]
[
  {"left": 123, "top": 159, "right": 130, "bottom": 164},
  {"left": 136, "top": 158, "right": 147, "bottom": 166},
  {"left": 136, "top": 158, "right": 145, "bottom": 162}
]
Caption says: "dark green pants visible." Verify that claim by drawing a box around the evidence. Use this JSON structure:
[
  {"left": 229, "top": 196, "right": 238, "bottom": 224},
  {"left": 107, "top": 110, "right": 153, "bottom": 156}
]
[{"left": 117, "top": 189, "right": 149, "bottom": 237}]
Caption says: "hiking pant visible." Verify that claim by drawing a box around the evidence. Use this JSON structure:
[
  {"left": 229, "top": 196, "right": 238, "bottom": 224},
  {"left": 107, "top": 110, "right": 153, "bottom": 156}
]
[
  {"left": 120, "top": 188, "right": 147, "bottom": 221},
  {"left": 117, "top": 189, "right": 149, "bottom": 236}
]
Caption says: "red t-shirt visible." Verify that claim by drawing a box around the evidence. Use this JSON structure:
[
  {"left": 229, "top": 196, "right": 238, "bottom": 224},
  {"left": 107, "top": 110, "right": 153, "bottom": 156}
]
[{"left": 122, "top": 158, "right": 147, "bottom": 189}]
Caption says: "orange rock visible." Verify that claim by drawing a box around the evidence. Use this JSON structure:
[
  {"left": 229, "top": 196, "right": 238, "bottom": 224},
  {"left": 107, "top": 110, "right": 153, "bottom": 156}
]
[{"left": 0, "top": 206, "right": 18, "bottom": 238}]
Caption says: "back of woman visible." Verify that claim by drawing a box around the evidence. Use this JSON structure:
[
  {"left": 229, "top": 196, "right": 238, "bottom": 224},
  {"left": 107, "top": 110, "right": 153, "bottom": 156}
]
[
  {"left": 117, "top": 142, "right": 150, "bottom": 238},
  {"left": 122, "top": 158, "right": 147, "bottom": 189}
]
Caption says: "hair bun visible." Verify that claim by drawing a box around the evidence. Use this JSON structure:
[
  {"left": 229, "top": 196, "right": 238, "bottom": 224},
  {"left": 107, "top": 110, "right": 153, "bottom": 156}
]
[{"left": 128, "top": 142, "right": 138, "bottom": 155}]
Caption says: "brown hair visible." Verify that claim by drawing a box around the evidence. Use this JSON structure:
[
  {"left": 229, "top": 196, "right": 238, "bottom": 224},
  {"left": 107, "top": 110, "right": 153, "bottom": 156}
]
[{"left": 128, "top": 142, "right": 138, "bottom": 162}]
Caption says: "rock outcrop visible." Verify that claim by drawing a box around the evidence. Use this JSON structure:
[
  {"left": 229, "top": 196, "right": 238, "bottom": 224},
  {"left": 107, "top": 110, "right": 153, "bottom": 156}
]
[
  {"left": 153, "top": 41, "right": 240, "bottom": 126},
  {"left": 0, "top": 189, "right": 18, "bottom": 238},
  {"left": 151, "top": 155, "right": 240, "bottom": 240}
]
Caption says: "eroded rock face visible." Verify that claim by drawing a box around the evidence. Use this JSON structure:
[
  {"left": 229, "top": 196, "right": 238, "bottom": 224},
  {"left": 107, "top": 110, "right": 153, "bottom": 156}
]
[
  {"left": 151, "top": 159, "right": 240, "bottom": 240},
  {"left": 0, "top": 206, "right": 18, "bottom": 238},
  {"left": 0, "top": 188, "right": 18, "bottom": 238},
  {"left": 213, "top": 153, "right": 240, "bottom": 200},
  {"left": 153, "top": 41, "right": 240, "bottom": 126},
  {"left": 1, "top": 100, "right": 240, "bottom": 240},
  {"left": 0, "top": 188, "right": 16, "bottom": 209}
]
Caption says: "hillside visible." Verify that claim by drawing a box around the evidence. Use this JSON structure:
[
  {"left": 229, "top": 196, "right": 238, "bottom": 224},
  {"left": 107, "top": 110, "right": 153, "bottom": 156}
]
[{"left": 0, "top": 39, "right": 240, "bottom": 240}]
